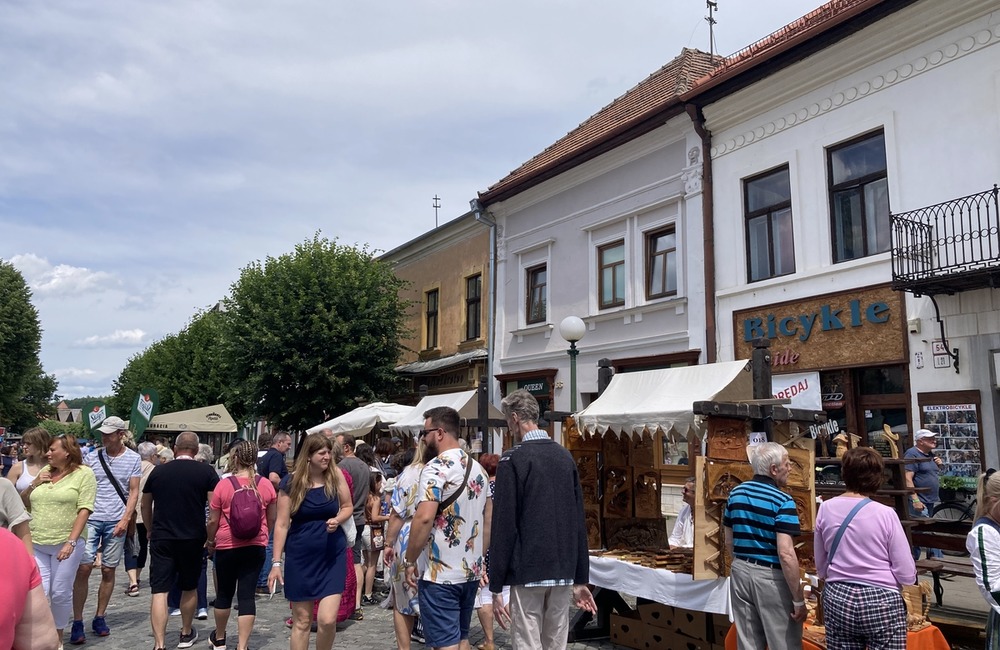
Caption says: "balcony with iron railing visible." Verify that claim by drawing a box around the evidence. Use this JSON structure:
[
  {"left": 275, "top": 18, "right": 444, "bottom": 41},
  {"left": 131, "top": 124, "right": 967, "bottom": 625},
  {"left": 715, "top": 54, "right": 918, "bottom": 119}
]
[{"left": 891, "top": 184, "right": 1000, "bottom": 296}]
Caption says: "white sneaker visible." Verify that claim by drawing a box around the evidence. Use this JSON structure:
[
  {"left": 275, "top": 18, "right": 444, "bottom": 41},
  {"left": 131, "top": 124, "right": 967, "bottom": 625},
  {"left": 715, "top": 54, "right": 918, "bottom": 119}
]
[
  {"left": 196, "top": 608, "right": 208, "bottom": 620},
  {"left": 169, "top": 608, "right": 181, "bottom": 617}
]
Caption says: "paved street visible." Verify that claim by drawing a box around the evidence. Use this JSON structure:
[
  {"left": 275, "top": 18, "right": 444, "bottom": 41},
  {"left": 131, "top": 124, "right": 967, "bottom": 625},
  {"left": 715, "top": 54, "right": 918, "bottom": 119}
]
[
  {"left": 69, "top": 572, "right": 619, "bottom": 650},
  {"left": 63, "top": 567, "right": 989, "bottom": 649}
]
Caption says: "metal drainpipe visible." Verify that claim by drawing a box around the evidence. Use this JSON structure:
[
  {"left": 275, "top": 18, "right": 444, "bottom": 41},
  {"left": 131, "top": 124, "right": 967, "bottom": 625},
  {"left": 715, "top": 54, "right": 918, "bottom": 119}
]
[
  {"left": 686, "top": 104, "right": 716, "bottom": 363},
  {"left": 470, "top": 199, "right": 497, "bottom": 453}
]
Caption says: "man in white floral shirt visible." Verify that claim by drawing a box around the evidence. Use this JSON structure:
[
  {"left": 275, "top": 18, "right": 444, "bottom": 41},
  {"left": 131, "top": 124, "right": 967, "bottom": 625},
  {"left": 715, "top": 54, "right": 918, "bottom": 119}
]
[{"left": 403, "top": 406, "right": 490, "bottom": 650}]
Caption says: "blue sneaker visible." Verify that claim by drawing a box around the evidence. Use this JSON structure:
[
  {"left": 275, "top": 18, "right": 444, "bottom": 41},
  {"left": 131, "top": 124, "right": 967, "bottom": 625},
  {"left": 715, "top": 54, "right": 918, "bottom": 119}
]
[
  {"left": 92, "top": 616, "right": 110, "bottom": 637},
  {"left": 70, "top": 620, "right": 86, "bottom": 645}
]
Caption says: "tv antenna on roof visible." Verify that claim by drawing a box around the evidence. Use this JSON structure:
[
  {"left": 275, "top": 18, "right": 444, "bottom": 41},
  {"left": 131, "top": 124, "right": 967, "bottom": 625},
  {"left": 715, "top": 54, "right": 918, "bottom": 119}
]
[
  {"left": 433, "top": 195, "right": 441, "bottom": 228},
  {"left": 706, "top": 1, "right": 718, "bottom": 56}
]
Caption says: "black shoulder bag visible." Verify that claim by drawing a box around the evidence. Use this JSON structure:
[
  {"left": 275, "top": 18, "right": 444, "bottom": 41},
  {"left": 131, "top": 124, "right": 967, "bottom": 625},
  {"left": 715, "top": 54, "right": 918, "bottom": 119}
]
[{"left": 98, "top": 450, "right": 138, "bottom": 536}]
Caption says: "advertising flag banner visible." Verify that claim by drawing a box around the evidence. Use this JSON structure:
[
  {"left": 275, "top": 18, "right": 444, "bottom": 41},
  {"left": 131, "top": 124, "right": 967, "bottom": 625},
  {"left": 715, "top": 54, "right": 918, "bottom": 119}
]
[
  {"left": 85, "top": 402, "right": 108, "bottom": 437},
  {"left": 130, "top": 389, "right": 160, "bottom": 439}
]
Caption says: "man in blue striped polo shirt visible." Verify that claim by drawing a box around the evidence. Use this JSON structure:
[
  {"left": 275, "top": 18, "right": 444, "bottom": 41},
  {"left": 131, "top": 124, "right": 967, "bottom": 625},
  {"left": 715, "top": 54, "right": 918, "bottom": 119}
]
[{"left": 723, "top": 441, "right": 805, "bottom": 650}]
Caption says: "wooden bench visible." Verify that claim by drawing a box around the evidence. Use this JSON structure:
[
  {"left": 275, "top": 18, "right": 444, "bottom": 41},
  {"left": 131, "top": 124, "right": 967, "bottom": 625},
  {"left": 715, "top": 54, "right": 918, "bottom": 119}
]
[{"left": 916, "top": 558, "right": 977, "bottom": 606}]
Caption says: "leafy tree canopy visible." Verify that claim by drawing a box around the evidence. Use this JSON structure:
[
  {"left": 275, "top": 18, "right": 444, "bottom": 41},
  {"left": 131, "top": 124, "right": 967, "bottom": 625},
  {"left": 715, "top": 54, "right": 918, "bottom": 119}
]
[
  {"left": 222, "top": 235, "right": 408, "bottom": 432},
  {"left": 0, "top": 261, "right": 54, "bottom": 429}
]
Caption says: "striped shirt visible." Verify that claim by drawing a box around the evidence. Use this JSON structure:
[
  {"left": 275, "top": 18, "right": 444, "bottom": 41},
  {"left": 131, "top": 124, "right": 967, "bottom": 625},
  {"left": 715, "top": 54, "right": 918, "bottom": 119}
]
[{"left": 723, "top": 475, "right": 800, "bottom": 567}]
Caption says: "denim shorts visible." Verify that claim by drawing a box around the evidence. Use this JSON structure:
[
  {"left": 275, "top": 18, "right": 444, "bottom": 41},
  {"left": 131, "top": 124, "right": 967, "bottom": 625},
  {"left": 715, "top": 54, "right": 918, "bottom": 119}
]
[
  {"left": 417, "top": 580, "right": 478, "bottom": 648},
  {"left": 83, "top": 519, "right": 125, "bottom": 567}
]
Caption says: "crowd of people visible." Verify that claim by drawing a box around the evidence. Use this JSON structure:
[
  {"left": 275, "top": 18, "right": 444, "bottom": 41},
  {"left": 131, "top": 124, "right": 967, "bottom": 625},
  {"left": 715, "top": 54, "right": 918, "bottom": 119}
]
[{"left": 4, "top": 402, "right": 1000, "bottom": 650}]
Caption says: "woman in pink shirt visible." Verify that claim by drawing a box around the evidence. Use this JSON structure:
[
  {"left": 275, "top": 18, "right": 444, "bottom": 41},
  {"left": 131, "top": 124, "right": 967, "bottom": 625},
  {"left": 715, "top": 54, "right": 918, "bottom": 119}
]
[
  {"left": 815, "top": 447, "right": 916, "bottom": 650},
  {"left": 206, "top": 441, "right": 277, "bottom": 650}
]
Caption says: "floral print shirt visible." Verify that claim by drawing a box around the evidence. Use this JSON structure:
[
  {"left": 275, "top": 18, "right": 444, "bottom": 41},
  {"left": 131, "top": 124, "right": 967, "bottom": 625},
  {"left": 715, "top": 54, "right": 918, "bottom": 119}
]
[{"left": 416, "top": 448, "right": 488, "bottom": 584}]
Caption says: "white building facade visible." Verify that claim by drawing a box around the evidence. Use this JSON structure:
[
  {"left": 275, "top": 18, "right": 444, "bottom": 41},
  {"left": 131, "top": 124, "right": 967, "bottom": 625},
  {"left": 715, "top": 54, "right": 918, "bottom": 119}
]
[{"left": 702, "top": 0, "right": 1000, "bottom": 472}]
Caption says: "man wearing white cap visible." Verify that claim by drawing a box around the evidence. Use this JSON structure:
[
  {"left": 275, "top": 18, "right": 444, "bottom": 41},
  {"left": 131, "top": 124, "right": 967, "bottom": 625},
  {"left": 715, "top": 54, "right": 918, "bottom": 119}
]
[
  {"left": 905, "top": 428, "right": 944, "bottom": 560},
  {"left": 69, "top": 415, "right": 142, "bottom": 644}
]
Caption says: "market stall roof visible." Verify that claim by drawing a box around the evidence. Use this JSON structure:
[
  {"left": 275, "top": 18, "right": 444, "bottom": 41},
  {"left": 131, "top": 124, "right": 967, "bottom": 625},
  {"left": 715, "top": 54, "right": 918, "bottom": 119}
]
[
  {"left": 140, "top": 404, "right": 238, "bottom": 434},
  {"left": 574, "top": 360, "right": 753, "bottom": 438},
  {"left": 389, "top": 390, "right": 505, "bottom": 438},
  {"left": 305, "top": 402, "right": 413, "bottom": 436}
]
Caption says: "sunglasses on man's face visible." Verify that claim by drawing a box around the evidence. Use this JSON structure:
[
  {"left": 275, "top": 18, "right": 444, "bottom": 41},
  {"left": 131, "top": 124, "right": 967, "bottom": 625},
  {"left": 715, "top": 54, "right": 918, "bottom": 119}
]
[{"left": 420, "top": 427, "right": 443, "bottom": 438}]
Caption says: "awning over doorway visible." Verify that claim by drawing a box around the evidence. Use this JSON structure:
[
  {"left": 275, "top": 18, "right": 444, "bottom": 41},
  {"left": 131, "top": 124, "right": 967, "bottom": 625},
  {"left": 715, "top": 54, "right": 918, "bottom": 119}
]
[
  {"left": 573, "top": 360, "right": 753, "bottom": 438},
  {"left": 306, "top": 402, "right": 413, "bottom": 437},
  {"left": 389, "top": 389, "right": 504, "bottom": 438}
]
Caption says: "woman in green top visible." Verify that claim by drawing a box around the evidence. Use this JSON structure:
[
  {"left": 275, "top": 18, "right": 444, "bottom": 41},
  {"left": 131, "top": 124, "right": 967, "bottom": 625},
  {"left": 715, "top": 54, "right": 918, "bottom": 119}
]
[{"left": 23, "top": 435, "right": 96, "bottom": 644}]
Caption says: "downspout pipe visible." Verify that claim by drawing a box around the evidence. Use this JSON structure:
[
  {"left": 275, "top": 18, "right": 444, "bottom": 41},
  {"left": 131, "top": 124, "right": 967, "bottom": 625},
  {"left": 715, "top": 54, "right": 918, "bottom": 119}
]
[
  {"left": 685, "top": 103, "right": 717, "bottom": 364},
  {"left": 470, "top": 198, "right": 497, "bottom": 454}
]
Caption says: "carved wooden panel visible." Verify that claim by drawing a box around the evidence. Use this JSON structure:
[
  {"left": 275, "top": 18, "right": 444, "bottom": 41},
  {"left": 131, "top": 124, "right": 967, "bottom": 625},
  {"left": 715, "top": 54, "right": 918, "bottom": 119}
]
[
  {"left": 782, "top": 485, "right": 816, "bottom": 532},
  {"left": 572, "top": 451, "right": 600, "bottom": 486},
  {"left": 604, "top": 517, "right": 668, "bottom": 550},
  {"left": 631, "top": 430, "right": 656, "bottom": 468},
  {"left": 564, "top": 417, "right": 602, "bottom": 451},
  {"left": 603, "top": 466, "right": 633, "bottom": 519},
  {"left": 705, "top": 460, "right": 754, "bottom": 503},
  {"left": 692, "top": 457, "right": 726, "bottom": 580},
  {"left": 585, "top": 506, "right": 603, "bottom": 550},
  {"left": 603, "top": 433, "right": 630, "bottom": 467},
  {"left": 785, "top": 447, "right": 814, "bottom": 490},
  {"left": 634, "top": 469, "right": 661, "bottom": 518},
  {"left": 706, "top": 418, "right": 749, "bottom": 461}
]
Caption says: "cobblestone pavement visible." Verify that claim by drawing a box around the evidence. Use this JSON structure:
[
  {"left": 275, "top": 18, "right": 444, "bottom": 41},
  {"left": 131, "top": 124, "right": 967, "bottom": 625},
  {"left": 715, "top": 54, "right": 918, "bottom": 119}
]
[{"left": 68, "top": 572, "right": 619, "bottom": 650}]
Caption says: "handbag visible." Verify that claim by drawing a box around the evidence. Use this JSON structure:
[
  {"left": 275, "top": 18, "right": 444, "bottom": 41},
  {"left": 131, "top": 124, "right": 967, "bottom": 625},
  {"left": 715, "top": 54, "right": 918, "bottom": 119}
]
[{"left": 342, "top": 514, "right": 357, "bottom": 547}]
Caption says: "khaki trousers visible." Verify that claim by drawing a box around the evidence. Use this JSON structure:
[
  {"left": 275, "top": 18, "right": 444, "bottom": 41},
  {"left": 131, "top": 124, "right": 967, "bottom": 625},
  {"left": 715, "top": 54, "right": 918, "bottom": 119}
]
[{"left": 508, "top": 584, "right": 573, "bottom": 650}]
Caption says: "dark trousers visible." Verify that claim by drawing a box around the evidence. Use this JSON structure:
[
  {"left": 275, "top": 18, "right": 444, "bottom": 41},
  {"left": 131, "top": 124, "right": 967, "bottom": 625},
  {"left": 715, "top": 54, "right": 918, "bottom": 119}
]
[{"left": 215, "top": 545, "right": 265, "bottom": 615}]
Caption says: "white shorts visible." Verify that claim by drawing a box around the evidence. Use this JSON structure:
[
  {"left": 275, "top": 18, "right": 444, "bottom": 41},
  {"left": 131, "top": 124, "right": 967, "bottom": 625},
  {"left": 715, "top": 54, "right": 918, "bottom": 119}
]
[{"left": 477, "top": 584, "right": 510, "bottom": 608}]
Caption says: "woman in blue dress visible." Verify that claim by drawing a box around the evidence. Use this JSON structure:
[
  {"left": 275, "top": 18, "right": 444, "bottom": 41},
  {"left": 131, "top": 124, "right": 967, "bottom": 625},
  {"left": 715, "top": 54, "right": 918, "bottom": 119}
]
[{"left": 268, "top": 433, "right": 353, "bottom": 650}]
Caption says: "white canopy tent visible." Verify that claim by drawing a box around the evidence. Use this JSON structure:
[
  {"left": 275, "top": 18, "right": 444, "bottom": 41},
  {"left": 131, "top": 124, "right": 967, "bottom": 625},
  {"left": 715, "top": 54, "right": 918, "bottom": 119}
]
[
  {"left": 306, "top": 402, "right": 413, "bottom": 437},
  {"left": 389, "top": 390, "right": 505, "bottom": 438},
  {"left": 573, "top": 360, "right": 753, "bottom": 439}
]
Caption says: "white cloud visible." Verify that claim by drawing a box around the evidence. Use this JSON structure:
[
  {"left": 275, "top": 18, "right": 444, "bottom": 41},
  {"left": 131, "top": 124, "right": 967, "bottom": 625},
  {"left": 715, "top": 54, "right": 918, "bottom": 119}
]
[
  {"left": 74, "top": 329, "right": 148, "bottom": 348},
  {"left": 9, "top": 254, "right": 119, "bottom": 297}
]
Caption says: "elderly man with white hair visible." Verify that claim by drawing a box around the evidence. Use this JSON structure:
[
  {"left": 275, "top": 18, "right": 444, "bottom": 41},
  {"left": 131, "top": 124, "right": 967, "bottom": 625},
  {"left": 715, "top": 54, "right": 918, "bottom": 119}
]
[{"left": 723, "top": 441, "right": 805, "bottom": 650}]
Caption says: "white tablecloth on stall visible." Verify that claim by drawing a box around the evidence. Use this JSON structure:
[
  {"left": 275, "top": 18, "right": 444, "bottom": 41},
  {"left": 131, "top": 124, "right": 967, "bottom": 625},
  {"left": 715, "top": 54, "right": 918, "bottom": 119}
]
[{"left": 589, "top": 555, "right": 731, "bottom": 616}]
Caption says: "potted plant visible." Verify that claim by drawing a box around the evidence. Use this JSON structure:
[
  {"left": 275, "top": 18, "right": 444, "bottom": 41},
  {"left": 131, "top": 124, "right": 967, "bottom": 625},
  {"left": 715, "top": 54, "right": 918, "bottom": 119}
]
[{"left": 939, "top": 475, "right": 967, "bottom": 502}]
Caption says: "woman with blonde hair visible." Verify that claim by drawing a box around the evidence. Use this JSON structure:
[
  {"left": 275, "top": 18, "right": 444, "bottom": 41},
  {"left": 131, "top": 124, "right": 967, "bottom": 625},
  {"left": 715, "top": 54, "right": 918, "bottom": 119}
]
[
  {"left": 383, "top": 441, "right": 428, "bottom": 650},
  {"left": 206, "top": 441, "right": 277, "bottom": 650},
  {"left": 968, "top": 468, "right": 1000, "bottom": 649},
  {"left": 23, "top": 434, "right": 97, "bottom": 645},
  {"left": 269, "top": 433, "right": 353, "bottom": 650},
  {"left": 8, "top": 426, "right": 51, "bottom": 495}
]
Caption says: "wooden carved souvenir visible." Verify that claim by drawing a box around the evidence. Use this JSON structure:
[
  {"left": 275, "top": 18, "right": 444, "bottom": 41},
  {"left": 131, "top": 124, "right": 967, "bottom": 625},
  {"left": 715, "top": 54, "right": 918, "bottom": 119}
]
[
  {"left": 584, "top": 507, "right": 602, "bottom": 550},
  {"left": 693, "top": 457, "right": 727, "bottom": 579},
  {"left": 785, "top": 447, "right": 814, "bottom": 490},
  {"left": 706, "top": 418, "right": 749, "bottom": 461},
  {"left": 705, "top": 461, "right": 753, "bottom": 502},
  {"left": 631, "top": 430, "right": 656, "bottom": 468},
  {"left": 795, "top": 537, "right": 816, "bottom": 574},
  {"left": 602, "top": 433, "right": 630, "bottom": 467},
  {"left": 604, "top": 517, "right": 668, "bottom": 550},
  {"left": 564, "top": 417, "right": 602, "bottom": 451},
  {"left": 603, "top": 466, "right": 633, "bottom": 519},
  {"left": 782, "top": 485, "right": 816, "bottom": 531},
  {"left": 572, "top": 451, "right": 599, "bottom": 487},
  {"left": 633, "top": 469, "right": 661, "bottom": 518}
]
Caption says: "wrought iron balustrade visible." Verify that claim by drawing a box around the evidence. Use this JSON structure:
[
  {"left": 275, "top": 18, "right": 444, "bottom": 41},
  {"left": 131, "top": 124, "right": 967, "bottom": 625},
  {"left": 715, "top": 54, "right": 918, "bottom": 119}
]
[{"left": 891, "top": 184, "right": 1000, "bottom": 295}]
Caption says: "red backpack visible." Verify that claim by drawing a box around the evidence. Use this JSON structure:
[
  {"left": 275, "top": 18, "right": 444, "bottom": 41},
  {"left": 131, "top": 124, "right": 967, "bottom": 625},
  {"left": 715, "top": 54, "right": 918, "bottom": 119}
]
[{"left": 227, "top": 475, "right": 264, "bottom": 540}]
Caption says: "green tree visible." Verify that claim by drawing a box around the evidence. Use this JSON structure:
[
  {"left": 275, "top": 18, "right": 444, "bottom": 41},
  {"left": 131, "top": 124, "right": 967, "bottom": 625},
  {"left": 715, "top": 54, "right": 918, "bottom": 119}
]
[
  {"left": 3, "top": 362, "right": 58, "bottom": 431},
  {"left": 110, "top": 308, "right": 233, "bottom": 420},
  {"left": 0, "top": 260, "right": 52, "bottom": 429},
  {"left": 222, "top": 235, "right": 408, "bottom": 432},
  {"left": 39, "top": 418, "right": 85, "bottom": 440}
]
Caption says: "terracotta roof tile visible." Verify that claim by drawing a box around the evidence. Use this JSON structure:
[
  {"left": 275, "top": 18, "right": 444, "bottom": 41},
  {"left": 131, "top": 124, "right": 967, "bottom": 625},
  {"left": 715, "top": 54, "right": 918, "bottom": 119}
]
[{"left": 482, "top": 48, "right": 721, "bottom": 200}]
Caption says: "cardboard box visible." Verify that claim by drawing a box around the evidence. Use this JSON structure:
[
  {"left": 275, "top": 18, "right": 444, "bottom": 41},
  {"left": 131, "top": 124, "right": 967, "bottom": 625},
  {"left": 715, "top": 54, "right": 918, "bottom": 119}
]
[
  {"left": 610, "top": 612, "right": 644, "bottom": 649},
  {"left": 646, "top": 629, "right": 711, "bottom": 650},
  {"left": 637, "top": 602, "right": 674, "bottom": 628},
  {"left": 673, "top": 607, "right": 709, "bottom": 640},
  {"left": 709, "top": 613, "right": 732, "bottom": 643}
]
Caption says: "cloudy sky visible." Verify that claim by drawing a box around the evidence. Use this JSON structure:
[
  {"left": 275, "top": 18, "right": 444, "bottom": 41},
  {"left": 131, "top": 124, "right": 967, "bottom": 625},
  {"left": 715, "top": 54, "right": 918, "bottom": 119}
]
[{"left": 1, "top": 0, "right": 822, "bottom": 398}]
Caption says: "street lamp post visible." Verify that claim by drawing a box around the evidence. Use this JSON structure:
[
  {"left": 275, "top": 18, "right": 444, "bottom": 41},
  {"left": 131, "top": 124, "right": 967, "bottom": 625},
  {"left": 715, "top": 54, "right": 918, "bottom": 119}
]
[{"left": 559, "top": 316, "right": 587, "bottom": 412}]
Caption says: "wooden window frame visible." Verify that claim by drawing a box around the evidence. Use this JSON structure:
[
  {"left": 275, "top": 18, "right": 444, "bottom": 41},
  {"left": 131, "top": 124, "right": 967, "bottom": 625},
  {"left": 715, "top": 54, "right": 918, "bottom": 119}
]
[
  {"left": 526, "top": 264, "right": 547, "bottom": 325},
  {"left": 425, "top": 289, "right": 439, "bottom": 350},
  {"left": 645, "top": 226, "right": 677, "bottom": 299},
  {"left": 744, "top": 165, "right": 794, "bottom": 282},
  {"left": 598, "top": 240, "right": 625, "bottom": 309},
  {"left": 828, "top": 129, "right": 889, "bottom": 263},
  {"left": 465, "top": 274, "right": 482, "bottom": 341}
]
